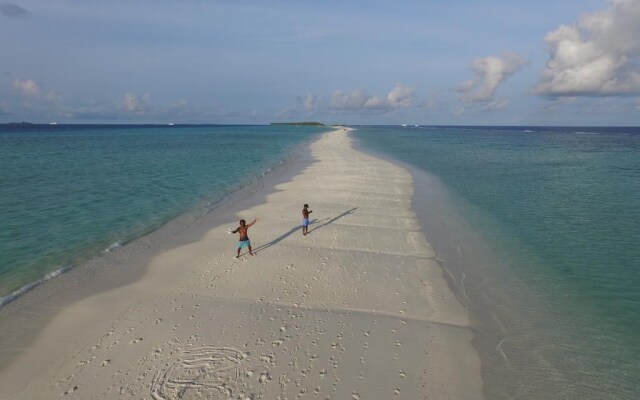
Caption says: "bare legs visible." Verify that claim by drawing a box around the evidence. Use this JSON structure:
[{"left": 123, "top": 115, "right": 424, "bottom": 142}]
[{"left": 236, "top": 246, "right": 254, "bottom": 258}]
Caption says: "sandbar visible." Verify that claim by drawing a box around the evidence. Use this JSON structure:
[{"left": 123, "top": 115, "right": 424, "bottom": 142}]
[{"left": 0, "top": 127, "right": 483, "bottom": 399}]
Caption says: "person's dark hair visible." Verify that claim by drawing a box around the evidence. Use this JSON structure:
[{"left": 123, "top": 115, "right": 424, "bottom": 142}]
[
  {"left": 240, "top": 219, "right": 246, "bottom": 224},
  {"left": 304, "top": 204, "right": 309, "bottom": 208}
]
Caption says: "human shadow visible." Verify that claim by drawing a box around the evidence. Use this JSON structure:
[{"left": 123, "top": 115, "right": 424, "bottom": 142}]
[
  {"left": 252, "top": 218, "right": 318, "bottom": 254},
  {"left": 252, "top": 208, "right": 357, "bottom": 255},
  {"left": 308, "top": 207, "right": 358, "bottom": 234}
]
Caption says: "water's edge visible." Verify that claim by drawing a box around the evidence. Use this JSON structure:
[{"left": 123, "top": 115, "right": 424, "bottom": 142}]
[
  {"left": 0, "top": 129, "right": 328, "bottom": 371},
  {"left": 350, "top": 131, "right": 492, "bottom": 396},
  {"left": 352, "top": 126, "right": 640, "bottom": 400}
]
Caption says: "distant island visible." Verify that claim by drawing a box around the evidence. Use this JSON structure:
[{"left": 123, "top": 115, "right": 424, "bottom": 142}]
[{"left": 270, "top": 122, "right": 325, "bottom": 126}]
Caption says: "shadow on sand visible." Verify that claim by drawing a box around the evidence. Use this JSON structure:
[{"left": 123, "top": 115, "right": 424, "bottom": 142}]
[
  {"left": 253, "top": 207, "right": 357, "bottom": 255},
  {"left": 308, "top": 207, "right": 357, "bottom": 234},
  {"left": 252, "top": 224, "right": 308, "bottom": 254}
]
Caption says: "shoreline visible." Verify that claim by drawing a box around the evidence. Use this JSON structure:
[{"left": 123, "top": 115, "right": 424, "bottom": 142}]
[
  {"left": 0, "top": 131, "right": 322, "bottom": 369},
  {"left": 0, "top": 127, "right": 484, "bottom": 399},
  {"left": 0, "top": 125, "right": 323, "bottom": 311},
  {"left": 350, "top": 127, "right": 636, "bottom": 400},
  {"left": 351, "top": 132, "right": 523, "bottom": 399}
]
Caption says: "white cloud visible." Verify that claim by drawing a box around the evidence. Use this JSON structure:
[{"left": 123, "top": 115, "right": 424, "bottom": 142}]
[
  {"left": 363, "top": 95, "right": 386, "bottom": 109},
  {"left": 12, "top": 78, "right": 62, "bottom": 103},
  {"left": 484, "top": 99, "right": 510, "bottom": 110},
  {"left": 387, "top": 84, "right": 415, "bottom": 108},
  {"left": 456, "top": 80, "right": 475, "bottom": 93},
  {"left": 71, "top": 96, "right": 229, "bottom": 122},
  {"left": 120, "top": 93, "right": 150, "bottom": 113},
  {"left": 452, "top": 98, "right": 510, "bottom": 115},
  {"left": 458, "top": 52, "right": 526, "bottom": 102},
  {"left": 303, "top": 94, "right": 318, "bottom": 110},
  {"left": 534, "top": 0, "right": 640, "bottom": 96},
  {"left": 331, "top": 84, "right": 415, "bottom": 110},
  {"left": 278, "top": 93, "right": 320, "bottom": 118},
  {"left": 331, "top": 89, "right": 370, "bottom": 109},
  {"left": 13, "top": 79, "right": 41, "bottom": 97},
  {"left": 421, "top": 90, "right": 445, "bottom": 112},
  {"left": 173, "top": 98, "right": 188, "bottom": 110},
  {"left": 4, "top": 81, "right": 243, "bottom": 122}
]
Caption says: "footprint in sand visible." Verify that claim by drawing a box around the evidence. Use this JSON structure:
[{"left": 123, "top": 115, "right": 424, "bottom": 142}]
[
  {"left": 63, "top": 385, "right": 78, "bottom": 395},
  {"left": 130, "top": 337, "right": 144, "bottom": 344},
  {"left": 259, "top": 372, "right": 271, "bottom": 383},
  {"left": 151, "top": 347, "right": 245, "bottom": 399}
]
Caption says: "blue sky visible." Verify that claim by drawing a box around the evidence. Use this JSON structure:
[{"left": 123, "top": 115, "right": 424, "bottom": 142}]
[{"left": 1, "top": 0, "right": 640, "bottom": 125}]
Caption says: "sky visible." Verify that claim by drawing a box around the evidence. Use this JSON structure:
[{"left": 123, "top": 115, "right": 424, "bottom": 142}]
[{"left": 1, "top": 0, "right": 640, "bottom": 125}]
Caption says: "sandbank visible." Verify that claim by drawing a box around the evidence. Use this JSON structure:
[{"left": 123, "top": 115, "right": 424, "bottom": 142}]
[{"left": 0, "top": 128, "right": 483, "bottom": 399}]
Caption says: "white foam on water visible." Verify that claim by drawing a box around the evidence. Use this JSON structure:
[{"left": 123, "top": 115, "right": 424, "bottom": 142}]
[
  {"left": 0, "top": 264, "right": 74, "bottom": 307},
  {"left": 104, "top": 241, "right": 123, "bottom": 252}
]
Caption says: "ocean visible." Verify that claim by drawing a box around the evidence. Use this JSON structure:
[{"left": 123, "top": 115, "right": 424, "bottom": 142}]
[
  {"left": 0, "top": 124, "right": 325, "bottom": 305},
  {"left": 353, "top": 126, "right": 640, "bottom": 400},
  {"left": 2, "top": 124, "right": 638, "bottom": 398}
]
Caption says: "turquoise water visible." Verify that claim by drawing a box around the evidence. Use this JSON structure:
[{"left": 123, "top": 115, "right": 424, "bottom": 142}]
[
  {"left": 0, "top": 124, "right": 324, "bottom": 303},
  {"left": 354, "top": 126, "right": 640, "bottom": 400}
]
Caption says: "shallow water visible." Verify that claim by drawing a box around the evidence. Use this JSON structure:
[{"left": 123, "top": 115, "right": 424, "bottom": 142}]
[
  {"left": 354, "top": 125, "right": 640, "bottom": 399},
  {"left": 0, "top": 124, "right": 324, "bottom": 303}
]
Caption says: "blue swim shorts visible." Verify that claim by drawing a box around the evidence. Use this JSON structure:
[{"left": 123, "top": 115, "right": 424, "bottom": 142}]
[
  {"left": 303, "top": 218, "right": 309, "bottom": 227},
  {"left": 238, "top": 240, "right": 251, "bottom": 249}
]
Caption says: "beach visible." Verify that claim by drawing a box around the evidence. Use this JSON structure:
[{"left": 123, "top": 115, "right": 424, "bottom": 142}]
[{"left": 0, "top": 127, "right": 483, "bottom": 399}]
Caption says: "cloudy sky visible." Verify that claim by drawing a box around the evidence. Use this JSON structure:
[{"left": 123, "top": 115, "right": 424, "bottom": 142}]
[{"left": 2, "top": 0, "right": 640, "bottom": 125}]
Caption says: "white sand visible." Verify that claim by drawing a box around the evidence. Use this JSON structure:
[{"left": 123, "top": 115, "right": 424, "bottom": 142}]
[{"left": 0, "top": 128, "right": 483, "bottom": 399}]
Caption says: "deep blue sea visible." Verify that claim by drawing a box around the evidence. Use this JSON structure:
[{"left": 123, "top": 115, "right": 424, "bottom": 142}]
[
  {"left": 0, "top": 124, "right": 325, "bottom": 305},
  {"left": 354, "top": 126, "right": 640, "bottom": 400}
]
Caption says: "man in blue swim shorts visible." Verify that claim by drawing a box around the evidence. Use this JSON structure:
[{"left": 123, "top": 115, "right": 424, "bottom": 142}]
[
  {"left": 232, "top": 218, "right": 257, "bottom": 258},
  {"left": 302, "top": 204, "right": 312, "bottom": 236}
]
